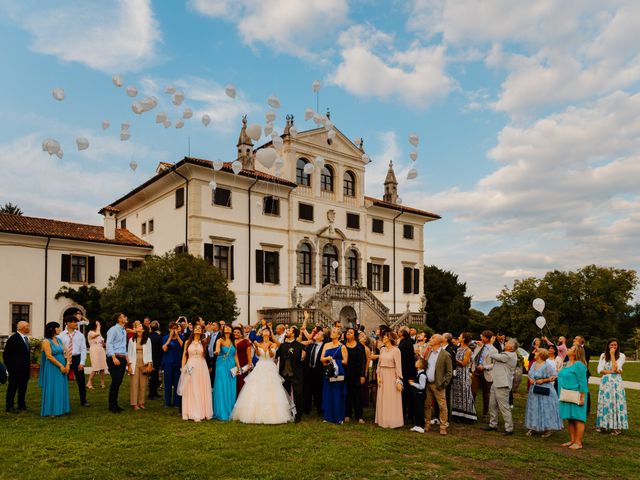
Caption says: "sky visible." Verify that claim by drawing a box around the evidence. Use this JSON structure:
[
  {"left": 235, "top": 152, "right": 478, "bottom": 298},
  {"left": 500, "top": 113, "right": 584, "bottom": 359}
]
[{"left": 0, "top": 0, "right": 639, "bottom": 308}]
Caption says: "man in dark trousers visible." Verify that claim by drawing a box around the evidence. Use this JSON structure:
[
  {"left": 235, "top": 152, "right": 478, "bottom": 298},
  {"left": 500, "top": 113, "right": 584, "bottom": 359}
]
[
  {"left": 58, "top": 314, "right": 89, "bottom": 407},
  {"left": 303, "top": 330, "right": 325, "bottom": 416},
  {"left": 148, "top": 320, "right": 164, "bottom": 400},
  {"left": 398, "top": 326, "right": 417, "bottom": 423},
  {"left": 276, "top": 326, "right": 306, "bottom": 422},
  {"left": 3, "top": 321, "right": 31, "bottom": 413}
]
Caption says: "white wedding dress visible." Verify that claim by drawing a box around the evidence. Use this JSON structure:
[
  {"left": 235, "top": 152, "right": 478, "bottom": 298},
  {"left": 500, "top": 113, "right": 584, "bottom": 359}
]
[{"left": 231, "top": 346, "right": 294, "bottom": 424}]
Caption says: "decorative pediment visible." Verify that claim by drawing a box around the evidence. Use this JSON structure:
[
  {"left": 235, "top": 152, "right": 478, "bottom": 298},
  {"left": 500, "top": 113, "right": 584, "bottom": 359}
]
[{"left": 293, "top": 126, "right": 366, "bottom": 161}]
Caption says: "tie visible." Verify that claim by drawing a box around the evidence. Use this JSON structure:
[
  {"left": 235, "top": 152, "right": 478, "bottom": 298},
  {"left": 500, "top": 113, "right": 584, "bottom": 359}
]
[
  {"left": 310, "top": 344, "right": 318, "bottom": 368},
  {"left": 475, "top": 345, "right": 485, "bottom": 367},
  {"left": 24, "top": 336, "right": 30, "bottom": 352},
  {"left": 69, "top": 331, "right": 75, "bottom": 355}
]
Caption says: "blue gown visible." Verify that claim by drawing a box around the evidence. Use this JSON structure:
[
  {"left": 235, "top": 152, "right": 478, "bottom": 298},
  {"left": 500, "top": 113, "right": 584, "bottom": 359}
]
[
  {"left": 214, "top": 345, "right": 237, "bottom": 420},
  {"left": 39, "top": 339, "right": 70, "bottom": 417},
  {"left": 525, "top": 361, "right": 563, "bottom": 431},
  {"left": 322, "top": 345, "right": 346, "bottom": 424}
]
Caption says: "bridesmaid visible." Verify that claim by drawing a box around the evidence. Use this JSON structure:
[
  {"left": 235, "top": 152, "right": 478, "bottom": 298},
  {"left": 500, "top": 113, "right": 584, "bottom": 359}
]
[
  {"left": 233, "top": 326, "right": 253, "bottom": 397},
  {"left": 180, "top": 324, "right": 213, "bottom": 421},
  {"left": 127, "top": 322, "right": 153, "bottom": 410},
  {"left": 320, "top": 327, "right": 348, "bottom": 424},
  {"left": 39, "top": 322, "right": 71, "bottom": 417},
  {"left": 213, "top": 325, "right": 241, "bottom": 420},
  {"left": 596, "top": 338, "right": 628, "bottom": 435},
  {"left": 87, "top": 320, "right": 107, "bottom": 389},
  {"left": 375, "top": 327, "right": 404, "bottom": 429}
]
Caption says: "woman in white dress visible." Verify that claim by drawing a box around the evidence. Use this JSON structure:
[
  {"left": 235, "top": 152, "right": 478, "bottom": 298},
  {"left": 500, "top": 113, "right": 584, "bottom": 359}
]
[{"left": 231, "top": 328, "right": 293, "bottom": 424}]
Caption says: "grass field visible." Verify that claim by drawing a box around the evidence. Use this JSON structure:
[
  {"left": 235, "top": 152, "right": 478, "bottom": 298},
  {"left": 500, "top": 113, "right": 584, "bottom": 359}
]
[
  {"left": 590, "top": 360, "right": 640, "bottom": 383},
  {"left": 1, "top": 377, "right": 639, "bottom": 480}
]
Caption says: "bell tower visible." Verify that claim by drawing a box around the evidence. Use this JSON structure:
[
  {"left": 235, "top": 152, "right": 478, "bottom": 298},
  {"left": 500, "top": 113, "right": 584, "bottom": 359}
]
[
  {"left": 237, "top": 115, "right": 254, "bottom": 170},
  {"left": 383, "top": 160, "right": 398, "bottom": 204}
]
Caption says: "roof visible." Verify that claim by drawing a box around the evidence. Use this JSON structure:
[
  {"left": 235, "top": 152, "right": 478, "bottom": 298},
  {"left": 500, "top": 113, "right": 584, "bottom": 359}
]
[
  {"left": 0, "top": 213, "right": 153, "bottom": 248},
  {"left": 365, "top": 196, "right": 441, "bottom": 220},
  {"left": 105, "top": 156, "right": 297, "bottom": 211}
]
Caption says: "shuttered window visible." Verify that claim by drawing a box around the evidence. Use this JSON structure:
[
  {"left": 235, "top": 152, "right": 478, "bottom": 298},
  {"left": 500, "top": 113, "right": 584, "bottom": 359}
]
[{"left": 346, "top": 213, "right": 360, "bottom": 230}]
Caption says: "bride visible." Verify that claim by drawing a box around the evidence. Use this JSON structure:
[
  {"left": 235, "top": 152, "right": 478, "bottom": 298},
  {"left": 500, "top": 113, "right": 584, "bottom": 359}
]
[{"left": 231, "top": 327, "right": 294, "bottom": 424}]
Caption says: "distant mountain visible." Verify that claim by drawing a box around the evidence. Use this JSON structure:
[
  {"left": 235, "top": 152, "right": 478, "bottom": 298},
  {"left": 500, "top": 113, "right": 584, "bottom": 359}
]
[{"left": 471, "top": 300, "right": 500, "bottom": 314}]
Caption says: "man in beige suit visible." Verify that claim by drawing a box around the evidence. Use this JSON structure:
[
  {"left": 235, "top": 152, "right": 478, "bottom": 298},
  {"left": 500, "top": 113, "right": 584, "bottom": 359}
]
[
  {"left": 484, "top": 339, "right": 518, "bottom": 435},
  {"left": 423, "top": 334, "right": 453, "bottom": 435}
]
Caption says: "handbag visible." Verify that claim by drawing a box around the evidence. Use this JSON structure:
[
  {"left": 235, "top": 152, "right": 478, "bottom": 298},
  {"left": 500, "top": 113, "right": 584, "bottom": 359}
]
[
  {"left": 324, "top": 347, "right": 341, "bottom": 379},
  {"left": 559, "top": 388, "right": 581, "bottom": 405},
  {"left": 533, "top": 384, "right": 550, "bottom": 396}
]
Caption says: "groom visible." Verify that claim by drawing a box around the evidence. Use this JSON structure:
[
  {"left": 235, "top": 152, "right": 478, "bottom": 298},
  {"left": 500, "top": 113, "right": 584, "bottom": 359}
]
[{"left": 276, "top": 326, "right": 306, "bottom": 423}]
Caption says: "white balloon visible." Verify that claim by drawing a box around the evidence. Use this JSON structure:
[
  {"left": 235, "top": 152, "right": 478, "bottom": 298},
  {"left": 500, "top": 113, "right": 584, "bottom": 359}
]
[
  {"left": 175, "top": 119, "right": 184, "bottom": 129},
  {"left": 172, "top": 92, "right": 184, "bottom": 106},
  {"left": 304, "top": 108, "right": 314, "bottom": 121},
  {"left": 256, "top": 148, "right": 278, "bottom": 169},
  {"left": 312, "top": 80, "right": 321, "bottom": 93},
  {"left": 52, "top": 87, "right": 65, "bottom": 101},
  {"left": 362, "top": 153, "right": 370, "bottom": 163},
  {"left": 274, "top": 155, "right": 285, "bottom": 168},
  {"left": 272, "top": 135, "right": 284, "bottom": 150},
  {"left": 126, "top": 85, "right": 138, "bottom": 97},
  {"left": 408, "top": 133, "right": 419, "bottom": 147},
  {"left": 208, "top": 180, "right": 217, "bottom": 191},
  {"left": 120, "top": 131, "right": 131, "bottom": 141},
  {"left": 213, "top": 159, "right": 224, "bottom": 171},
  {"left": 256, "top": 199, "right": 262, "bottom": 208},
  {"left": 155, "top": 112, "right": 167, "bottom": 124},
  {"left": 225, "top": 84, "right": 236, "bottom": 99},
  {"left": 274, "top": 166, "right": 283, "bottom": 177},
  {"left": 289, "top": 126, "right": 298, "bottom": 137},
  {"left": 533, "top": 298, "right": 545, "bottom": 313},
  {"left": 327, "top": 129, "right": 336, "bottom": 140},
  {"left": 42, "top": 138, "right": 61, "bottom": 155},
  {"left": 183, "top": 107, "right": 193, "bottom": 119},
  {"left": 535, "top": 316, "right": 546, "bottom": 329},
  {"left": 231, "top": 160, "right": 242, "bottom": 174},
  {"left": 323, "top": 118, "right": 333, "bottom": 130},
  {"left": 331, "top": 260, "right": 338, "bottom": 270},
  {"left": 303, "top": 162, "right": 314, "bottom": 174},
  {"left": 267, "top": 95, "right": 281, "bottom": 109},
  {"left": 246, "top": 124, "right": 262, "bottom": 141},
  {"left": 129, "top": 160, "right": 138, "bottom": 171},
  {"left": 407, "top": 168, "right": 418, "bottom": 180},
  {"left": 410, "top": 151, "right": 418, "bottom": 161},
  {"left": 165, "top": 85, "right": 176, "bottom": 94},
  {"left": 140, "top": 96, "right": 157, "bottom": 112},
  {"left": 202, "top": 114, "right": 211, "bottom": 126},
  {"left": 131, "top": 101, "right": 144, "bottom": 114},
  {"left": 312, "top": 113, "right": 322, "bottom": 126},
  {"left": 76, "top": 137, "right": 89, "bottom": 151},
  {"left": 265, "top": 110, "right": 276, "bottom": 123},
  {"left": 263, "top": 123, "right": 273, "bottom": 136},
  {"left": 112, "top": 75, "right": 124, "bottom": 87},
  {"left": 101, "top": 120, "right": 110, "bottom": 130},
  {"left": 121, "top": 122, "right": 130, "bottom": 131},
  {"left": 397, "top": 197, "right": 403, "bottom": 205},
  {"left": 163, "top": 120, "right": 171, "bottom": 128},
  {"left": 315, "top": 156, "right": 325, "bottom": 170},
  {"left": 55, "top": 149, "right": 64, "bottom": 159}
]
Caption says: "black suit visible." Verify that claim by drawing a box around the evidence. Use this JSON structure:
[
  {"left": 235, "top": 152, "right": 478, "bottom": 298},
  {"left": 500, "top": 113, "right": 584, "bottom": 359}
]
[
  {"left": 398, "top": 337, "right": 417, "bottom": 422},
  {"left": 206, "top": 332, "right": 222, "bottom": 390},
  {"left": 493, "top": 340, "right": 505, "bottom": 353},
  {"left": 303, "top": 341, "right": 325, "bottom": 415},
  {"left": 3, "top": 333, "right": 31, "bottom": 411},
  {"left": 148, "top": 331, "right": 164, "bottom": 399},
  {"left": 276, "top": 340, "right": 305, "bottom": 421}
]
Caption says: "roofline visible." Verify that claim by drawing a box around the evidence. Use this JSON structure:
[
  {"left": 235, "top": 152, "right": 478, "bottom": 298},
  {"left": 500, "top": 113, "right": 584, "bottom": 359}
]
[
  {"left": 0, "top": 229, "right": 153, "bottom": 249},
  {"left": 365, "top": 196, "right": 441, "bottom": 220}
]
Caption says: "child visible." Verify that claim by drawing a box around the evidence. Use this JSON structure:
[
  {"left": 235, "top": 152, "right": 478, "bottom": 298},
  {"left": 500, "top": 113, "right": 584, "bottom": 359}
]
[{"left": 409, "top": 357, "right": 427, "bottom": 433}]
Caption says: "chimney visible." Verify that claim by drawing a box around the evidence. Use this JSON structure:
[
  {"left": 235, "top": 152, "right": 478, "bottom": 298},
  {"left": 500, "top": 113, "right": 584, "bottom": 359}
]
[{"left": 99, "top": 207, "right": 119, "bottom": 240}]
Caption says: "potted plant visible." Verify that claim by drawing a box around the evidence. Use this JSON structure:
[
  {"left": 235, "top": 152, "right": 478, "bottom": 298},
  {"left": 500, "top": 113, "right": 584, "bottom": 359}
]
[{"left": 29, "top": 337, "right": 42, "bottom": 378}]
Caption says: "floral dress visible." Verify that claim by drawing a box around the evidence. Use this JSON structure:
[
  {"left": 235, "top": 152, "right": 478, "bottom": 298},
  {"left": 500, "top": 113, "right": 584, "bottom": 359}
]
[
  {"left": 596, "top": 353, "right": 628, "bottom": 430},
  {"left": 451, "top": 347, "right": 477, "bottom": 422}
]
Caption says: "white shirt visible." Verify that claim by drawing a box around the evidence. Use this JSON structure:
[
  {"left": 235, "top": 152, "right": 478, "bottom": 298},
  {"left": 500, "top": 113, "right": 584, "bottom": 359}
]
[
  {"left": 276, "top": 333, "right": 285, "bottom": 343},
  {"left": 597, "top": 352, "right": 625, "bottom": 374},
  {"left": 58, "top": 328, "right": 87, "bottom": 365},
  {"left": 426, "top": 347, "right": 441, "bottom": 383}
]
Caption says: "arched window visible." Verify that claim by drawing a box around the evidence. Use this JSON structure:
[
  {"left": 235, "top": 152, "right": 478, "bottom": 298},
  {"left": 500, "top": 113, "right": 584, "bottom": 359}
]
[
  {"left": 321, "top": 164, "right": 334, "bottom": 192},
  {"left": 347, "top": 249, "right": 359, "bottom": 286},
  {"left": 296, "top": 158, "right": 311, "bottom": 186},
  {"left": 297, "top": 243, "right": 313, "bottom": 286},
  {"left": 322, "top": 244, "right": 338, "bottom": 286},
  {"left": 344, "top": 170, "right": 356, "bottom": 197}
]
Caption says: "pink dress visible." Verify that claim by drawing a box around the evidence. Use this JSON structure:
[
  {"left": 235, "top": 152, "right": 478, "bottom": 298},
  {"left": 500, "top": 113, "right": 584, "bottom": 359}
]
[
  {"left": 375, "top": 346, "right": 404, "bottom": 428},
  {"left": 88, "top": 331, "right": 107, "bottom": 371},
  {"left": 180, "top": 341, "right": 213, "bottom": 421}
]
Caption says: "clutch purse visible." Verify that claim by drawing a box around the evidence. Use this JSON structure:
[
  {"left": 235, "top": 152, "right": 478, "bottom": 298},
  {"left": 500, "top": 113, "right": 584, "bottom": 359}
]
[
  {"left": 559, "top": 388, "right": 581, "bottom": 404},
  {"left": 532, "top": 384, "right": 550, "bottom": 396}
]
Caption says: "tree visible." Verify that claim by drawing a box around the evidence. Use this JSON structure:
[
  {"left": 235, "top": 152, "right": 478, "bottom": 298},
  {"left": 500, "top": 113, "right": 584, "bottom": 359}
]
[
  {"left": 0, "top": 202, "right": 23, "bottom": 215},
  {"left": 55, "top": 285, "right": 103, "bottom": 320},
  {"left": 424, "top": 266, "right": 472, "bottom": 334},
  {"left": 100, "top": 252, "right": 238, "bottom": 328}
]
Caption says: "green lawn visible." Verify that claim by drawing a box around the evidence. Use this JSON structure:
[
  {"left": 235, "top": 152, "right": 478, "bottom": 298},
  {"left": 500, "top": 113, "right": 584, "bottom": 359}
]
[
  {"left": 590, "top": 360, "right": 640, "bottom": 383},
  {"left": 1, "top": 377, "right": 639, "bottom": 480}
]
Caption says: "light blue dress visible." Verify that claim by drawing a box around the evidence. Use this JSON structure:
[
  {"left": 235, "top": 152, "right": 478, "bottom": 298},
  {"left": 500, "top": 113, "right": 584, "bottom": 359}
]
[
  {"left": 39, "top": 338, "right": 70, "bottom": 417},
  {"left": 558, "top": 362, "right": 589, "bottom": 422},
  {"left": 213, "top": 345, "right": 237, "bottom": 420},
  {"left": 524, "top": 361, "right": 562, "bottom": 431},
  {"left": 596, "top": 355, "right": 628, "bottom": 430}
]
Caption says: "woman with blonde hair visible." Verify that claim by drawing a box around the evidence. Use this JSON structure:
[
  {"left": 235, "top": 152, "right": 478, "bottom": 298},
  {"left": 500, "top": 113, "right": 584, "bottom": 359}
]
[
  {"left": 557, "top": 345, "right": 589, "bottom": 449},
  {"left": 525, "top": 348, "right": 562, "bottom": 437}
]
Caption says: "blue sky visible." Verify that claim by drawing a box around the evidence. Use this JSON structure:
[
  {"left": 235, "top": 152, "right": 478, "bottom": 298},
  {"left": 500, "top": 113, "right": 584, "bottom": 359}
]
[{"left": 1, "top": 0, "right": 639, "bottom": 307}]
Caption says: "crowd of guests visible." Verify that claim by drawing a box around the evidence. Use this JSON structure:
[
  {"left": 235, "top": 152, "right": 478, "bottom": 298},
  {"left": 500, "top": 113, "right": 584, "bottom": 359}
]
[{"left": 1, "top": 312, "right": 632, "bottom": 449}]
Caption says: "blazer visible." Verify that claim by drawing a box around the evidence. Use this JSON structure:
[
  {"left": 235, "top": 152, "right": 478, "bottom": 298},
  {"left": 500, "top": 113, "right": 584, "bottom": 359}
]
[
  {"left": 486, "top": 351, "right": 517, "bottom": 388},
  {"left": 3, "top": 333, "right": 30, "bottom": 375},
  {"left": 472, "top": 343, "right": 498, "bottom": 382},
  {"left": 398, "top": 338, "right": 417, "bottom": 381},
  {"left": 424, "top": 348, "right": 453, "bottom": 390},
  {"left": 127, "top": 339, "right": 153, "bottom": 375}
]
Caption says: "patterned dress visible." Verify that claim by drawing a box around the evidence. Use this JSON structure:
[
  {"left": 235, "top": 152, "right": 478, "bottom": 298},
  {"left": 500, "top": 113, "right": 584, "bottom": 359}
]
[
  {"left": 596, "top": 353, "right": 629, "bottom": 430},
  {"left": 451, "top": 347, "right": 477, "bottom": 422},
  {"left": 524, "top": 361, "right": 562, "bottom": 431}
]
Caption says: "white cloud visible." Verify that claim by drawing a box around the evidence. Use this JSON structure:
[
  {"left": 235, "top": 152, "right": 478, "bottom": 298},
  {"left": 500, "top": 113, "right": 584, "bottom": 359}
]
[
  {"left": 330, "top": 24, "right": 455, "bottom": 107},
  {"left": 189, "top": 0, "right": 348, "bottom": 59},
  {"left": 2, "top": 0, "right": 161, "bottom": 73}
]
